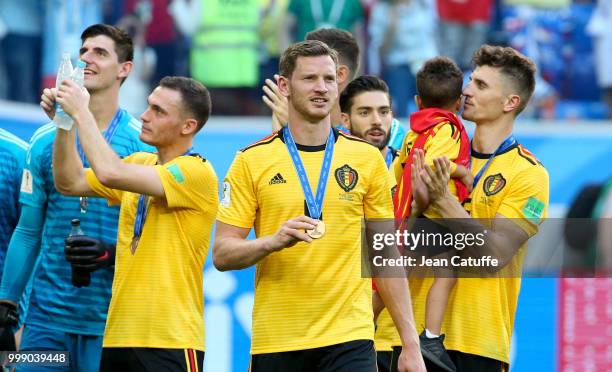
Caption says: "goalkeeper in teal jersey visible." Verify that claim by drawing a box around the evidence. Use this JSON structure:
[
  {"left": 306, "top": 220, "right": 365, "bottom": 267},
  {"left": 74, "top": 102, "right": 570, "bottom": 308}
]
[{"left": 0, "top": 24, "right": 153, "bottom": 371}]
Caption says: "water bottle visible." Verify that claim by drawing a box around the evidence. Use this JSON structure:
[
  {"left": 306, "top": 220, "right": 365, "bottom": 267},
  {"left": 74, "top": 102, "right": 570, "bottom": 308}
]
[
  {"left": 71, "top": 60, "right": 86, "bottom": 88},
  {"left": 68, "top": 219, "right": 91, "bottom": 287},
  {"left": 54, "top": 53, "right": 73, "bottom": 130}
]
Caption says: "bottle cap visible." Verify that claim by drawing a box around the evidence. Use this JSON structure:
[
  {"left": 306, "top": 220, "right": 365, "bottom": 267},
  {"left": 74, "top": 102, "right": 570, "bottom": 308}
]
[
  {"left": 75, "top": 60, "right": 86, "bottom": 68},
  {"left": 71, "top": 219, "right": 80, "bottom": 226}
]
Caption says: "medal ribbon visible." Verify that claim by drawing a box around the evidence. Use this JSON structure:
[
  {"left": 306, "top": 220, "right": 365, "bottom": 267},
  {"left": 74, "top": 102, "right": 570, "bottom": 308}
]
[
  {"left": 385, "top": 147, "right": 394, "bottom": 169},
  {"left": 472, "top": 135, "right": 516, "bottom": 189},
  {"left": 76, "top": 108, "right": 124, "bottom": 164},
  {"left": 283, "top": 126, "right": 334, "bottom": 220},
  {"left": 77, "top": 108, "right": 124, "bottom": 213}
]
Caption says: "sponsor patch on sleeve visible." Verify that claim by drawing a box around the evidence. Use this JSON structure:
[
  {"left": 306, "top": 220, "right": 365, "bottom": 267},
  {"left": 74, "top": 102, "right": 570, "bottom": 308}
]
[
  {"left": 221, "top": 181, "right": 231, "bottom": 207},
  {"left": 522, "top": 197, "right": 545, "bottom": 223},
  {"left": 167, "top": 163, "right": 185, "bottom": 183},
  {"left": 20, "top": 169, "right": 33, "bottom": 194}
]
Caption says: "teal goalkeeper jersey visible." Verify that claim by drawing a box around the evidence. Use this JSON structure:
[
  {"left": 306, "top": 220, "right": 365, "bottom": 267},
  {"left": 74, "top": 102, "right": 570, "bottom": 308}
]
[
  {"left": 18, "top": 110, "right": 154, "bottom": 335},
  {"left": 0, "top": 129, "right": 27, "bottom": 270}
]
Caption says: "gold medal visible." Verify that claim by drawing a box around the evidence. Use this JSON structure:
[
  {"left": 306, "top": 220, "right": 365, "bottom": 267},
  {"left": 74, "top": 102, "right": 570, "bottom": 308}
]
[
  {"left": 307, "top": 220, "right": 326, "bottom": 239},
  {"left": 130, "top": 236, "right": 140, "bottom": 254}
]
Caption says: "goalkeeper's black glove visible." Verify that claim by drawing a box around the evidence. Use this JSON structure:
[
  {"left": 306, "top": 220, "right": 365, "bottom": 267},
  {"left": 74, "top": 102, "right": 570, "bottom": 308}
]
[
  {"left": 0, "top": 301, "right": 18, "bottom": 351},
  {"left": 65, "top": 236, "right": 116, "bottom": 287},
  {"left": 64, "top": 235, "right": 116, "bottom": 271}
]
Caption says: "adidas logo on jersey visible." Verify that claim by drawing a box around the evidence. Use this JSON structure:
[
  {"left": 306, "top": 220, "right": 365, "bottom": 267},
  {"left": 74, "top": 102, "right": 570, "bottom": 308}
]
[{"left": 269, "top": 173, "right": 287, "bottom": 185}]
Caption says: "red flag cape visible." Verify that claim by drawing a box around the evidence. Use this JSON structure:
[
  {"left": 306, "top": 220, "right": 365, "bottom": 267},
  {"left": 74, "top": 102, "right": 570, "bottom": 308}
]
[{"left": 393, "top": 108, "right": 471, "bottom": 221}]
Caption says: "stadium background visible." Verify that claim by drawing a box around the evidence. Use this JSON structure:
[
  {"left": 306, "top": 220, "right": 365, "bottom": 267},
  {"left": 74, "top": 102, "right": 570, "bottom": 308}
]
[{"left": 2, "top": 102, "right": 611, "bottom": 371}]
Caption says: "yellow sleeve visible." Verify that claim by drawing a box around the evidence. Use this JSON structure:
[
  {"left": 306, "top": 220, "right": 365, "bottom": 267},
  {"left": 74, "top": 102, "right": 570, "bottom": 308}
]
[
  {"left": 364, "top": 151, "right": 394, "bottom": 219},
  {"left": 84, "top": 155, "right": 136, "bottom": 206},
  {"left": 423, "top": 123, "right": 460, "bottom": 171},
  {"left": 497, "top": 166, "right": 549, "bottom": 237},
  {"left": 154, "top": 156, "right": 219, "bottom": 211},
  {"left": 217, "top": 151, "right": 258, "bottom": 229}
]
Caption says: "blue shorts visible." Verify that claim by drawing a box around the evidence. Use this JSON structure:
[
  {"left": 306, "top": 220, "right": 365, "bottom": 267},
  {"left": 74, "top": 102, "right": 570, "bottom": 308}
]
[{"left": 17, "top": 323, "right": 103, "bottom": 372}]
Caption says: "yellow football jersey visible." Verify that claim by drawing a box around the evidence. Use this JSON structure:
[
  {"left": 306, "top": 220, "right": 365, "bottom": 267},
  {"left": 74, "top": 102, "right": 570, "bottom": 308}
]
[
  {"left": 393, "top": 122, "right": 462, "bottom": 219},
  {"left": 411, "top": 143, "right": 549, "bottom": 363},
  {"left": 85, "top": 152, "right": 219, "bottom": 351},
  {"left": 217, "top": 128, "right": 395, "bottom": 354}
]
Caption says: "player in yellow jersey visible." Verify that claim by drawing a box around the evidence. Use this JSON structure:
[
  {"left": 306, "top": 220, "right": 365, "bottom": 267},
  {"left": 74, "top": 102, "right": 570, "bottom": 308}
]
[
  {"left": 49, "top": 76, "right": 217, "bottom": 372},
  {"left": 214, "top": 41, "right": 425, "bottom": 372},
  {"left": 339, "top": 74, "right": 399, "bottom": 372},
  {"left": 412, "top": 45, "right": 549, "bottom": 371}
]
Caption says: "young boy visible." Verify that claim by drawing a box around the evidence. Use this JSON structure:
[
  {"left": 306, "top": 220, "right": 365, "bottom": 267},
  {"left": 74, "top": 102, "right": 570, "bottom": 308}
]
[{"left": 393, "top": 56, "right": 472, "bottom": 372}]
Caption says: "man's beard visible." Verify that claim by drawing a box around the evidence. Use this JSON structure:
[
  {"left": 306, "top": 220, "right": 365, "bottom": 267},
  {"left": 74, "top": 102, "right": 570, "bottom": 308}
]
[{"left": 359, "top": 128, "right": 390, "bottom": 150}]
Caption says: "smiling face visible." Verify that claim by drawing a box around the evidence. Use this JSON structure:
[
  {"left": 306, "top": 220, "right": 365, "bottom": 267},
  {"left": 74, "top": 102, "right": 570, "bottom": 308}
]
[
  {"left": 344, "top": 90, "right": 392, "bottom": 150},
  {"left": 284, "top": 55, "right": 339, "bottom": 123},
  {"left": 139, "top": 86, "right": 185, "bottom": 147},
  {"left": 79, "top": 35, "right": 131, "bottom": 93}
]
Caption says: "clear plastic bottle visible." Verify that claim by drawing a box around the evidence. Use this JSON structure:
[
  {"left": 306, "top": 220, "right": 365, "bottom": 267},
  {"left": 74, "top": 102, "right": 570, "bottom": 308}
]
[
  {"left": 71, "top": 60, "right": 86, "bottom": 88},
  {"left": 54, "top": 53, "right": 73, "bottom": 130},
  {"left": 68, "top": 219, "right": 91, "bottom": 287}
]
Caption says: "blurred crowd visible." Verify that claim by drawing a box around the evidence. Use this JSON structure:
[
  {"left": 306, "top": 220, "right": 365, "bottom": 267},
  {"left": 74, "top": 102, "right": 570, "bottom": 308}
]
[{"left": 0, "top": 0, "right": 610, "bottom": 119}]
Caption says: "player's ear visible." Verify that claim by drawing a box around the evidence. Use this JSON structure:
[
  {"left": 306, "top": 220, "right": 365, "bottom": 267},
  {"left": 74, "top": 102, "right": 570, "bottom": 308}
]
[
  {"left": 415, "top": 95, "right": 423, "bottom": 110},
  {"left": 340, "top": 112, "right": 351, "bottom": 131},
  {"left": 278, "top": 75, "right": 290, "bottom": 98},
  {"left": 118, "top": 60, "right": 133, "bottom": 81},
  {"left": 503, "top": 94, "right": 521, "bottom": 114},
  {"left": 182, "top": 118, "right": 198, "bottom": 136},
  {"left": 453, "top": 97, "right": 462, "bottom": 112},
  {"left": 337, "top": 65, "right": 350, "bottom": 86}
]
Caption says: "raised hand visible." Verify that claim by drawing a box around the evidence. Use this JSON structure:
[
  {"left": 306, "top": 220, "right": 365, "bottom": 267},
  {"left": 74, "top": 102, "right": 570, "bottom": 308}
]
[
  {"left": 56, "top": 79, "right": 90, "bottom": 119},
  {"left": 40, "top": 88, "right": 58, "bottom": 121},
  {"left": 262, "top": 74, "right": 289, "bottom": 129},
  {"left": 411, "top": 149, "right": 430, "bottom": 216}
]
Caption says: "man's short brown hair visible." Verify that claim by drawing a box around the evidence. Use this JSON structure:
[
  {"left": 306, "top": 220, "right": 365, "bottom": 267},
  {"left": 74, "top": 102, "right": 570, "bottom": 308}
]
[
  {"left": 279, "top": 40, "right": 339, "bottom": 78},
  {"left": 159, "top": 76, "right": 211, "bottom": 133},
  {"left": 472, "top": 45, "right": 536, "bottom": 115}
]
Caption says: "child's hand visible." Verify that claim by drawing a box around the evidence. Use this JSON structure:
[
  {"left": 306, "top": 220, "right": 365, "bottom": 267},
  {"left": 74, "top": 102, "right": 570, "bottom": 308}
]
[
  {"left": 453, "top": 164, "right": 473, "bottom": 192},
  {"left": 460, "top": 172, "right": 474, "bottom": 192}
]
